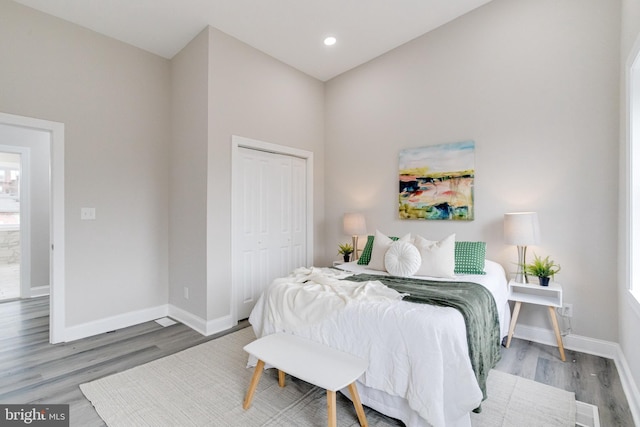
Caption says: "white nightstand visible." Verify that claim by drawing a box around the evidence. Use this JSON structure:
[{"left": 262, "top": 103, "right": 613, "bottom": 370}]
[{"left": 506, "top": 280, "right": 566, "bottom": 361}]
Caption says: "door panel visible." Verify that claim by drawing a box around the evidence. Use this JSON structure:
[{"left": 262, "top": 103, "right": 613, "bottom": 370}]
[
  {"left": 236, "top": 147, "right": 307, "bottom": 319},
  {"left": 291, "top": 157, "right": 306, "bottom": 268}
]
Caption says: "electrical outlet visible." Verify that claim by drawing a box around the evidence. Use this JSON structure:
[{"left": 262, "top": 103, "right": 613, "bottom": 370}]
[
  {"left": 183, "top": 287, "right": 189, "bottom": 299},
  {"left": 563, "top": 303, "right": 573, "bottom": 317}
]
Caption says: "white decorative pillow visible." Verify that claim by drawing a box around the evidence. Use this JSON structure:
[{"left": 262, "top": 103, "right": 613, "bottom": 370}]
[
  {"left": 367, "top": 230, "right": 411, "bottom": 271},
  {"left": 384, "top": 241, "right": 421, "bottom": 277},
  {"left": 413, "top": 233, "right": 456, "bottom": 278}
]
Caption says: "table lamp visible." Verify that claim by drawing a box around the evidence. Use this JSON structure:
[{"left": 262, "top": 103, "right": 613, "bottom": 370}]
[
  {"left": 504, "top": 212, "right": 540, "bottom": 283},
  {"left": 343, "top": 213, "right": 367, "bottom": 261}
]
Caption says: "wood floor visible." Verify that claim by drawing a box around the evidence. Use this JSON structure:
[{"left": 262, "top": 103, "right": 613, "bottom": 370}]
[
  {"left": 0, "top": 297, "right": 250, "bottom": 426},
  {"left": 495, "top": 336, "right": 635, "bottom": 426},
  {"left": 0, "top": 297, "right": 635, "bottom": 426}
]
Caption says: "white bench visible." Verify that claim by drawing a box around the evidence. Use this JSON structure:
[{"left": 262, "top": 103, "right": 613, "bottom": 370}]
[{"left": 243, "top": 333, "right": 369, "bottom": 427}]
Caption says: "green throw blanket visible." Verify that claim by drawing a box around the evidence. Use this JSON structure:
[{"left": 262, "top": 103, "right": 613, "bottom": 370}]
[{"left": 346, "top": 274, "right": 501, "bottom": 409}]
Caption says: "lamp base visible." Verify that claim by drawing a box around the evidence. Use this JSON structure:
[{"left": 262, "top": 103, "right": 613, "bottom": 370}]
[
  {"left": 514, "top": 245, "right": 529, "bottom": 284},
  {"left": 351, "top": 235, "right": 359, "bottom": 262}
]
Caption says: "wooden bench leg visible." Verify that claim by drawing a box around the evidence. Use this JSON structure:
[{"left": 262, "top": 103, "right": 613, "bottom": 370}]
[
  {"left": 243, "top": 359, "right": 265, "bottom": 409},
  {"left": 278, "top": 369, "right": 286, "bottom": 387},
  {"left": 348, "top": 382, "right": 368, "bottom": 427},
  {"left": 327, "top": 390, "right": 337, "bottom": 427}
]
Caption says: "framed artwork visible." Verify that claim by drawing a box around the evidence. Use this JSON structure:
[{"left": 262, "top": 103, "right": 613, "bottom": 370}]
[{"left": 399, "top": 140, "right": 475, "bottom": 220}]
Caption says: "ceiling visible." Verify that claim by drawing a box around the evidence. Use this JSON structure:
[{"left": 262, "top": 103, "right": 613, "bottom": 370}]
[{"left": 12, "top": 0, "right": 493, "bottom": 81}]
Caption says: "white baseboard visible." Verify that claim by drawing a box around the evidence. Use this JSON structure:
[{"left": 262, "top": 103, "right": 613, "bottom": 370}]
[
  {"left": 205, "top": 314, "right": 234, "bottom": 336},
  {"left": 64, "top": 304, "right": 169, "bottom": 342},
  {"left": 62, "top": 302, "right": 238, "bottom": 343},
  {"left": 167, "top": 304, "right": 235, "bottom": 337},
  {"left": 167, "top": 304, "right": 207, "bottom": 335},
  {"left": 513, "top": 324, "right": 618, "bottom": 358},
  {"left": 514, "top": 324, "right": 640, "bottom": 425},
  {"left": 29, "top": 285, "right": 49, "bottom": 298}
]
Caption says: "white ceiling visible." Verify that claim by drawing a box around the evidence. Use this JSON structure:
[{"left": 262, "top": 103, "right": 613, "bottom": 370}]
[{"left": 12, "top": 0, "right": 493, "bottom": 81}]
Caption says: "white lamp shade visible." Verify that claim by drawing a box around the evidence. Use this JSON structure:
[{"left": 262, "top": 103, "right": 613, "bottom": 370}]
[
  {"left": 504, "top": 212, "right": 540, "bottom": 245},
  {"left": 343, "top": 213, "right": 367, "bottom": 236}
]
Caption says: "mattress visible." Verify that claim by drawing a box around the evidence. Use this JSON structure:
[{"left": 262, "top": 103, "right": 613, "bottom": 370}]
[{"left": 248, "top": 260, "right": 511, "bottom": 427}]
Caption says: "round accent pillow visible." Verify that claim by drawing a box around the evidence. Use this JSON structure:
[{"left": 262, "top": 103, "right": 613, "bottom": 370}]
[{"left": 384, "top": 241, "right": 421, "bottom": 277}]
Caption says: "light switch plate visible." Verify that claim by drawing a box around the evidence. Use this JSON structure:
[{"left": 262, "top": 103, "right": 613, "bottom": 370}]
[{"left": 81, "top": 207, "right": 96, "bottom": 220}]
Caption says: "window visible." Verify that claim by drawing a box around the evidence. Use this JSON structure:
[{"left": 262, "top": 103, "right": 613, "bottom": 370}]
[{"left": 630, "top": 45, "right": 640, "bottom": 305}]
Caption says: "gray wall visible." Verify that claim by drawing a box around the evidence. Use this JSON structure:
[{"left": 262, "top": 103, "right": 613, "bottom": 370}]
[
  {"left": 0, "top": 0, "right": 325, "bottom": 332},
  {"left": 325, "top": 0, "right": 621, "bottom": 342},
  {"left": 206, "top": 27, "right": 325, "bottom": 321},
  {"left": 0, "top": 0, "right": 171, "bottom": 325},
  {"left": 169, "top": 26, "right": 325, "bottom": 323},
  {"left": 169, "top": 28, "right": 209, "bottom": 319}
]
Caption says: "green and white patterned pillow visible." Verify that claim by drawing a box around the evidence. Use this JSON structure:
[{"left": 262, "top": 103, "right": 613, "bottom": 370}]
[
  {"left": 357, "top": 235, "right": 400, "bottom": 265},
  {"left": 454, "top": 241, "right": 486, "bottom": 275}
]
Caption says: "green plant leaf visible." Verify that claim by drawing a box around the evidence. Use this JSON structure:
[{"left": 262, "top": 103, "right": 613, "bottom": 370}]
[
  {"left": 337, "top": 242, "right": 354, "bottom": 255},
  {"left": 520, "top": 253, "right": 561, "bottom": 277}
]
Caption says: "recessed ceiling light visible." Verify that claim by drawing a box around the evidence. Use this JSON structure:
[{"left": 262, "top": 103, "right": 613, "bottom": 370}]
[{"left": 324, "top": 36, "right": 337, "bottom": 46}]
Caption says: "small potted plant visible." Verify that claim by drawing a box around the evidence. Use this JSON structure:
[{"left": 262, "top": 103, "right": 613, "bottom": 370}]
[
  {"left": 337, "top": 243, "right": 354, "bottom": 262},
  {"left": 523, "top": 254, "right": 561, "bottom": 286}
]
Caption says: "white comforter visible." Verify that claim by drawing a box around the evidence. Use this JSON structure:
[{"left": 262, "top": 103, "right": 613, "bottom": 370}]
[
  {"left": 248, "top": 261, "right": 509, "bottom": 427},
  {"left": 258, "top": 266, "right": 405, "bottom": 332}
]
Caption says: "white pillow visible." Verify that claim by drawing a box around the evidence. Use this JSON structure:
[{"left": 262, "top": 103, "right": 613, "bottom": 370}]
[
  {"left": 384, "top": 241, "right": 421, "bottom": 277},
  {"left": 368, "top": 230, "right": 412, "bottom": 271},
  {"left": 413, "top": 233, "right": 456, "bottom": 278}
]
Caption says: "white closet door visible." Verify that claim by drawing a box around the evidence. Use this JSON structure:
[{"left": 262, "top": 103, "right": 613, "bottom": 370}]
[
  {"left": 290, "top": 157, "right": 306, "bottom": 268},
  {"left": 236, "top": 147, "right": 306, "bottom": 319}
]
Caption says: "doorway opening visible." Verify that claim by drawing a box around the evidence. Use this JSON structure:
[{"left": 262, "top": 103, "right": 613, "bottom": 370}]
[
  {"left": 0, "top": 112, "right": 65, "bottom": 344},
  {"left": 0, "top": 152, "right": 22, "bottom": 301}
]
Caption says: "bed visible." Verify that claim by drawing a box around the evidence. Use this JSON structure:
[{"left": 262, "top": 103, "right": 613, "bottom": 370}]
[{"left": 248, "top": 232, "right": 511, "bottom": 427}]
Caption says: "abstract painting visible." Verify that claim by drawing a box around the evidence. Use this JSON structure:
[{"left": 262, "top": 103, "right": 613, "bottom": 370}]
[{"left": 399, "top": 141, "right": 475, "bottom": 220}]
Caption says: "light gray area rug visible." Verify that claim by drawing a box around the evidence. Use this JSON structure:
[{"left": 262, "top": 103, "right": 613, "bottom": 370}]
[
  {"left": 474, "top": 370, "right": 575, "bottom": 427},
  {"left": 80, "top": 327, "right": 576, "bottom": 427}
]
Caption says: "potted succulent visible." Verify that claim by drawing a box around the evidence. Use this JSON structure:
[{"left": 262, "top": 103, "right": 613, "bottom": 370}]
[
  {"left": 523, "top": 254, "right": 561, "bottom": 286},
  {"left": 338, "top": 243, "right": 354, "bottom": 262}
]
